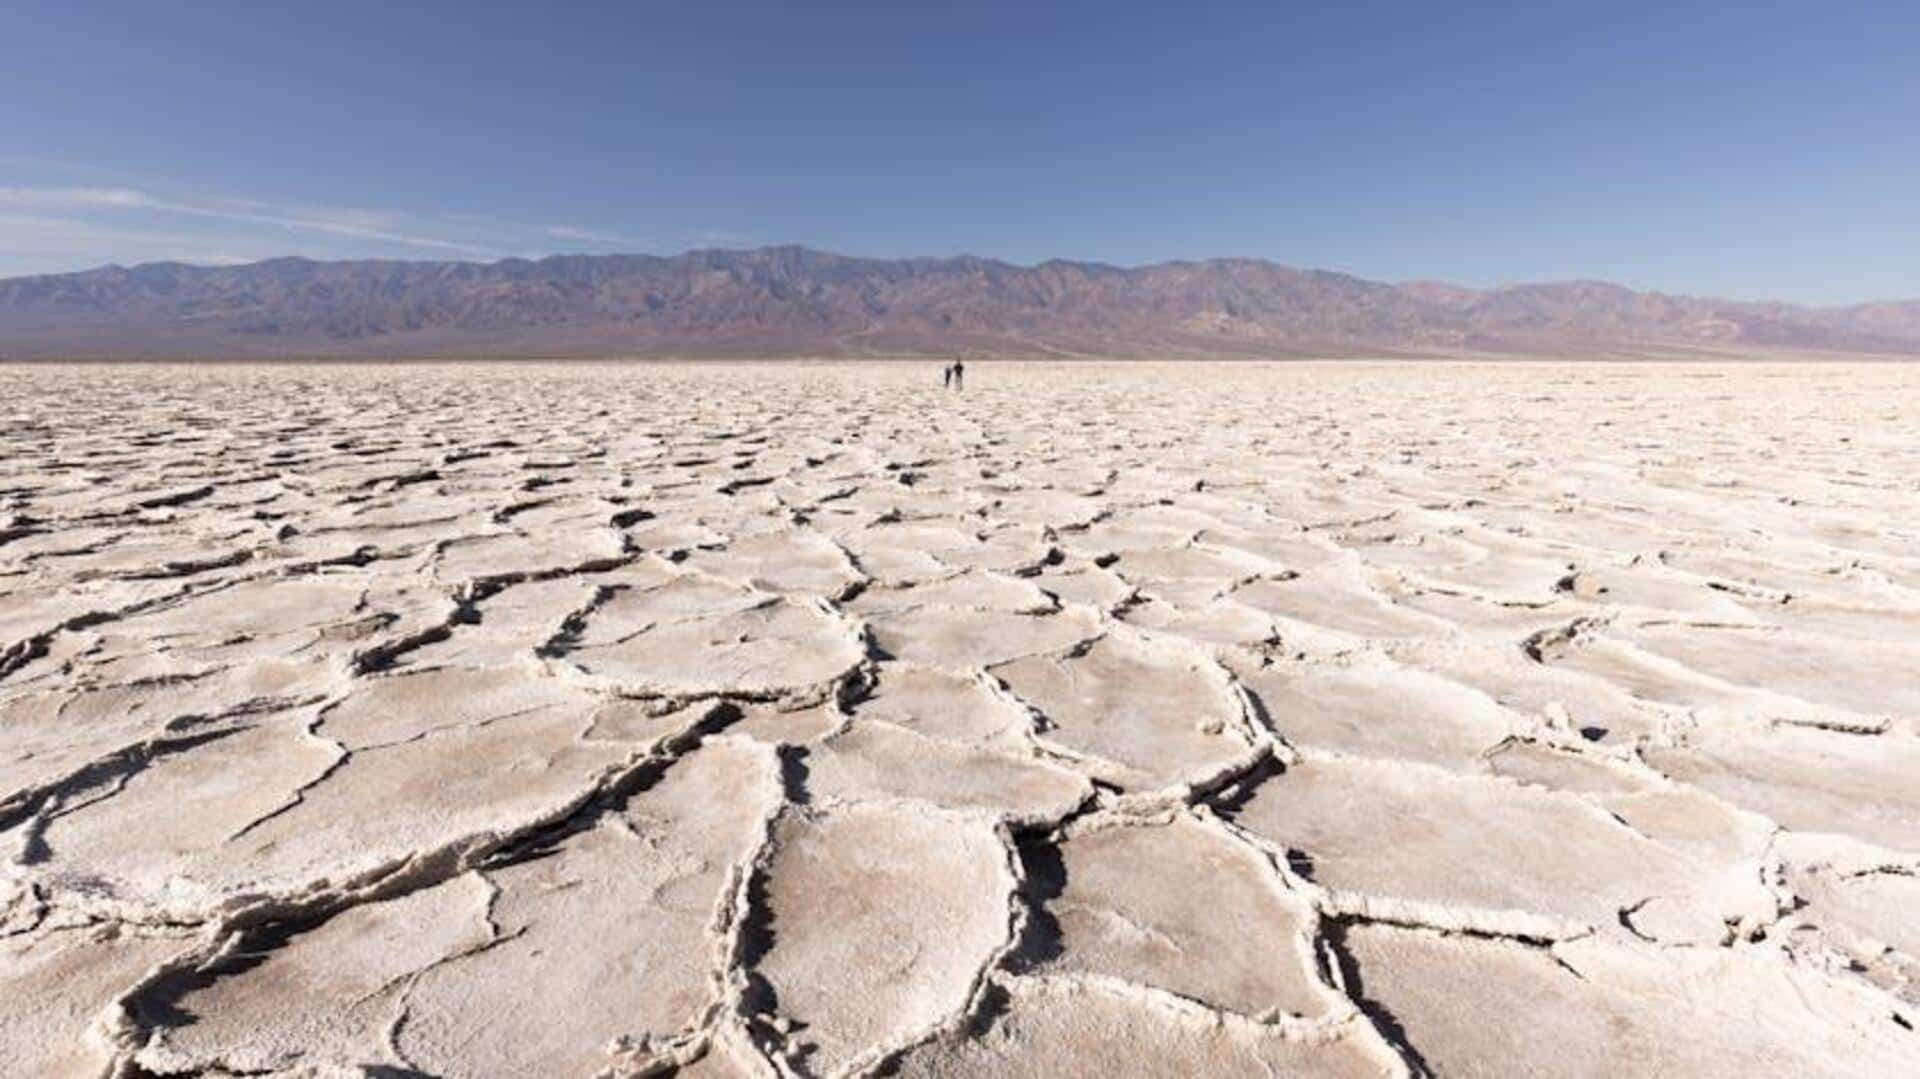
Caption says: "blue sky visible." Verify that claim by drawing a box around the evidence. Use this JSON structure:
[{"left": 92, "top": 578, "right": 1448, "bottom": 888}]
[{"left": 3, "top": 0, "right": 1916, "bottom": 302}]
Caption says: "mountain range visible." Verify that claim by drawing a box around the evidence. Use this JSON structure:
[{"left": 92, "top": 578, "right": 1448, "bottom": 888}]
[{"left": 1, "top": 246, "right": 1916, "bottom": 359}]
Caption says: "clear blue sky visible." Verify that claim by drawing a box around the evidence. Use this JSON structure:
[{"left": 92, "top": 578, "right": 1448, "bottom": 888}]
[{"left": 3, "top": 0, "right": 1916, "bottom": 302}]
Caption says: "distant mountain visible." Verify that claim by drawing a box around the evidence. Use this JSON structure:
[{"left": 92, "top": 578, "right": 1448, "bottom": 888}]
[{"left": 0, "top": 246, "right": 1915, "bottom": 358}]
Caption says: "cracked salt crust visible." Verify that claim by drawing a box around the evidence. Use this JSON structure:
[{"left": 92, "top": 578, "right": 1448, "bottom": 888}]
[{"left": 0, "top": 359, "right": 1917, "bottom": 1076}]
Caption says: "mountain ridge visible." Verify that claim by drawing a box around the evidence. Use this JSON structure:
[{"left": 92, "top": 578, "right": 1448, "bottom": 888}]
[{"left": 1, "top": 246, "right": 1916, "bottom": 359}]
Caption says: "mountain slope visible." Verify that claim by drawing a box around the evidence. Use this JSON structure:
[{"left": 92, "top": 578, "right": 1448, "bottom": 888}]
[{"left": 0, "top": 247, "right": 1915, "bottom": 358}]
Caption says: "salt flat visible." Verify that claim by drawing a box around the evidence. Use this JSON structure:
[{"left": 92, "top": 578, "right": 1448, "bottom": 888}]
[{"left": 1, "top": 360, "right": 1917, "bottom": 1077}]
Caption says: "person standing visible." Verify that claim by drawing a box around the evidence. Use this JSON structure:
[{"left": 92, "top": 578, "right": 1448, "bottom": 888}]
[
  {"left": 952, "top": 358, "right": 965, "bottom": 391},
  {"left": 943, "top": 362, "right": 953, "bottom": 388}
]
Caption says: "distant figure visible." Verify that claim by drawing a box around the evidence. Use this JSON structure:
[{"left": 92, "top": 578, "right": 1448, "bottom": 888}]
[
  {"left": 942, "top": 363, "right": 953, "bottom": 388},
  {"left": 952, "top": 359, "right": 965, "bottom": 391}
]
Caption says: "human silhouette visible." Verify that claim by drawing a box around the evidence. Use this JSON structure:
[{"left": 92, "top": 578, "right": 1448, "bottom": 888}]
[
  {"left": 943, "top": 363, "right": 953, "bottom": 388},
  {"left": 952, "top": 359, "right": 965, "bottom": 391}
]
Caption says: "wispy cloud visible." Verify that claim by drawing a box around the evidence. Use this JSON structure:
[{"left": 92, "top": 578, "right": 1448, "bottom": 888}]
[
  {"left": 0, "top": 187, "right": 157, "bottom": 210},
  {"left": 0, "top": 213, "right": 290, "bottom": 273},
  {"left": 688, "top": 229, "right": 755, "bottom": 249},
  {"left": 0, "top": 168, "right": 653, "bottom": 276},
  {"left": 0, "top": 185, "right": 506, "bottom": 256},
  {"left": 544, "top": 224, "right": 646, "bottom": 247}
]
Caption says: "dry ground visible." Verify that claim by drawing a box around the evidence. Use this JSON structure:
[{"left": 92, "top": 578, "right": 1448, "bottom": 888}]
[{"left": 1, "top": 360, "right": 1917, "bottom": 1077}]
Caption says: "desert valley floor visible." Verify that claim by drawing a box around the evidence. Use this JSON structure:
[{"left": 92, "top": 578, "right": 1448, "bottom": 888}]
[{"left": 1, "top": 360, "right": 1917, "bottom": 1077}]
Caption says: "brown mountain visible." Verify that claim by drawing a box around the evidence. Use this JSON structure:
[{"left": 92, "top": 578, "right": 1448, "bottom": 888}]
[{"left": 0, "top": 246, "right": 1915, "bottom": 358}]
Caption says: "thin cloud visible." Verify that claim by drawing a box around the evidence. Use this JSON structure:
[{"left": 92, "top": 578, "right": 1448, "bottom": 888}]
[
  {"left": 0, "top": 185, "right": 505, "bottom": 257},
  {"left": 0, "top": 187, "right": 157, "bottom": 210},
  {"left": 688, "top": 229, "right": 755, "bottom": 249},
  {"left": 545, "top": 224, "right": 646, "bottom": 247},
  {"left": 0, "top": 168, "right": 653, "bottom": 274},
  {"left": 172, "top": 194, "right": 504, "bottom": 256},
  {"left": 0, "top": 213, "right": 289, "bottom": 276}
]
